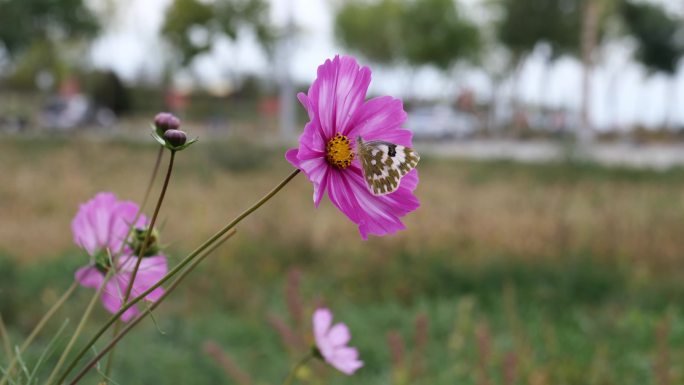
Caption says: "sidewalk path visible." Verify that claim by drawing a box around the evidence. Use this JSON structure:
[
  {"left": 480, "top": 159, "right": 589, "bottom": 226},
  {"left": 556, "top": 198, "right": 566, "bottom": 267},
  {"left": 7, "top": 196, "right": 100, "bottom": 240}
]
[{"left": 418, "top": 140, "right": 684, "bottom": 170}]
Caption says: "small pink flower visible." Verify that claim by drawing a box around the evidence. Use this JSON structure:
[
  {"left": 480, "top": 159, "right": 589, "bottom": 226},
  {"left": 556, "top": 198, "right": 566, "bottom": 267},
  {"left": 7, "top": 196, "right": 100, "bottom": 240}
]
[
  {"left": 286, "top": 55, "right": 419, "bottom": 239},
  {"left": 72, "top": 192, "right": 167, "bottom": 321},
  {"left": 313, "top": 308, "right": 363, "bottom": 375}
]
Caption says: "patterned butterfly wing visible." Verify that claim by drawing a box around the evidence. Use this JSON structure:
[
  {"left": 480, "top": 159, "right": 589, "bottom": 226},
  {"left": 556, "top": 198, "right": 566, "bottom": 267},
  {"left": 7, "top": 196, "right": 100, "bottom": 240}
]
[{"left": 356, "top": 137, "right": 420, "bottom": 196}]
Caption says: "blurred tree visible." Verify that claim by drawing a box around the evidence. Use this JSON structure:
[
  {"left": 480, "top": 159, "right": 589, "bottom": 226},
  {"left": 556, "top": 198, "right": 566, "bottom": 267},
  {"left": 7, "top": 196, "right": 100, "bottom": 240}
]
[
  {"left": 334, "top": 0, "right": 406, "bottom": 65},
  {"left": 87, "top": 70, "right": 130, "bottom": 114},
  {"left": 495, "top": 0, "right": 623, "bottom": 141},
  {"left": 497, "top": 0, "right": 581, "bottom": 61},
  {"left": 334, "top": 0, "right": 480, "bottom": 69},
  {"left": 495, "top": 0, "right": 583, "bottom": 109},
  {"left": 402, "top": 0, "right": 481, "bottom": 70},
  {"left": 161, "top": 0, "right": 274, "bottom": 68},
  {"left": 0, "top": 0, "right": 99, "bottom": 87},
  {"left": 621, "top": 1, "right": 684, "bottom": 128},
  {"left": 0, "top": 0, "right": 98, "bottom": 59}
]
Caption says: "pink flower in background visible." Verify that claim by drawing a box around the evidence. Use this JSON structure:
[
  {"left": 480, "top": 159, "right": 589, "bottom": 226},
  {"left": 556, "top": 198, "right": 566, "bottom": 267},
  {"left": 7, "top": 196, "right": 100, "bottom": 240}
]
[
  {"left": 75, "top": 255, "right": 167, "bottom": 322},
  {"left": 286, "top": 55, "right": 419, "bottom": 239},
  {"left": 313, "top": 308, "right": 363, "bottom": 375},
  {"left": 72, "top": 192, "right": 167, "bottom": 321}
]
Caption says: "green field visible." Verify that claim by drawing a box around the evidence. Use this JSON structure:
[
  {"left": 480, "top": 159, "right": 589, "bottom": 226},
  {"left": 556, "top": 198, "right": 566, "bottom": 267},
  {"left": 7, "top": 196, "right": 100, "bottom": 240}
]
[{"left": 1, "top": 136, "right": 684, "bottom": 384}]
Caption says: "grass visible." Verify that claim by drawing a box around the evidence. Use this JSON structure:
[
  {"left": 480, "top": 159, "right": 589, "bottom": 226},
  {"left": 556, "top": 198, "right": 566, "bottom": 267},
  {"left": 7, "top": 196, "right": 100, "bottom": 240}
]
[{"left": 1, "top": 135, "right": 684, "bottom": 384}]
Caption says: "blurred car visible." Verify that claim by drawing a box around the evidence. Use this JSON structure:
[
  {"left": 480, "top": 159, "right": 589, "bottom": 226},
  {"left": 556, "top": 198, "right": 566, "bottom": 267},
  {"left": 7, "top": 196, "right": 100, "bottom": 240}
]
[
  {"left": 40, "top": 95, "right": 117, "bottom": 131},
  {"left": 406, "top": 105, "right": 479, "bottom": 140}
]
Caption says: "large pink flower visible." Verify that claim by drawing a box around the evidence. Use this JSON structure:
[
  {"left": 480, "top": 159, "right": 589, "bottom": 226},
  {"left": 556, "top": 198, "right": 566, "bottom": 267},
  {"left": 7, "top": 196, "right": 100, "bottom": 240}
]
[
  {"left": 286, "top": 55, "right": 420, "bottom": 239},
  {"left": 72, "top": 192, "right": 167, "bottom": 321},
  {"left": 313, "top": 308, "right": 363, "bottom": 375}
]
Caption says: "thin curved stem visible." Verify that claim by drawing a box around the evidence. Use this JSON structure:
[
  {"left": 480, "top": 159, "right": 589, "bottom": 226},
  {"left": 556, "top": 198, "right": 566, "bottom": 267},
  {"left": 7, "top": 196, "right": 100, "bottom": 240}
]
[
  {"left": 54, "top": 169, "right": 301, "bottom": 385},
  {"left": 104, "top": 146, "right": 166, "bottom": 378},
  {"left": 115, "top": 145, "right": 164, "bottom": 259},
  {"left": 281, "top": 354, "right": 314, "bottom": 385},
  {"left": 45, "top": 271, "right": 112, "bottom": 385},
  {"left": 0, "top": 282, "right": 77, "bottom": 385},
  {"left": 123, "top": 149, "right": 175, "bottom": 303},
  {"left": 67, "top": 229, "right": 237, "bottom": 385},
  {"left": 0, "top": 315, "right": 13, "bottom": 371}
]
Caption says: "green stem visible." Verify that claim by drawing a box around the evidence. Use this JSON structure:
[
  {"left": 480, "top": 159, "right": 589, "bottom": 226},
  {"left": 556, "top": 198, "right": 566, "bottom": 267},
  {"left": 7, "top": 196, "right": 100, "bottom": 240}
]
[
  {"left": 0, "top": 282, "right": 77, "bottom": 385},
  {"left": 281, "top": 354, "right": 314, "bottom": 385},
  {"left": 104, "top": 146, "right": 165, "bottom": 379},
  {"left": 45, "top": 271, "right": 112, "bottom": 385},
  {"left": 115, "top": 145, "right": 164, "bottom": 259},
  {"left": 54, "top": 169, "right": 301, "bottom": 385},
  {"left": 123, "top": 149, "right": 175, "bottom": 303},
  {"left": 0, "top": 314, "right": 13, "bottom": 369},
  {"left": 67, "top": 229, "right": 237, "bottom": 385}
]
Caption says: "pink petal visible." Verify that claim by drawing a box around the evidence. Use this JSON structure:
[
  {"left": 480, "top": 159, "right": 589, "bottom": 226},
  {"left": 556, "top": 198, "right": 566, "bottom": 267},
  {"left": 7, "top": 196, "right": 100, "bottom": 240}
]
[
  {"left": 346, "top": 96, "right": 412, "bottom": 147},
  {"left": 313, "top": 308, "right": 333, "bottom": 341},
  {"left": 308, "top": 56, "right": 371, "bottom": 137},
  {"left": 101, "top": 278, "right": 139, "bottom": 322},
  {"left": 327, "top": 323, "right": 351, "bottom": 347},
  {"left": 297, "top": 121, "right": 328, "bottom": 157},
  {"left": 286, "top": 149, "right": 330, "bottom": 208},
  {"left": 326, "top": 167, "right": 419, "bottom": 239},
  {"left": 71, "top": 192, "right": 145, "bottom": 256},
  {"left": 74, "top": 266, "right": 104, "bottom": 288},
  {"left": 297, "top": 92, "right": 315, "bottom": 122},
  {"left": 129, "top": 255, "right": 168, "bottom": 302},
  {"left": 72, "top": 193, "right": 116, "bottom": 255},
  {"left": 110, "top": 201, "right": 147, "bottom": 251},
  {"left": 331, "top": 347, "right": 363, "bottom": 375}
]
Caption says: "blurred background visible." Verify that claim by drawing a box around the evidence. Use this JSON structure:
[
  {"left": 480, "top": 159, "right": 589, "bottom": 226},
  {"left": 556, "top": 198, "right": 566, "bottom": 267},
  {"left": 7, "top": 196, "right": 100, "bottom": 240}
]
[{"left": 2, "top": 0, "right": 684, "bottom": 384}]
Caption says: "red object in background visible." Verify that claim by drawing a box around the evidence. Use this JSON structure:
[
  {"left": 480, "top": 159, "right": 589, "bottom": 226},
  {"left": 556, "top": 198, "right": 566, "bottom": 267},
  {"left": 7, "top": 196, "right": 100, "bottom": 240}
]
[
  {"left": 456, "top": 88, "right": 476, "bottom": 112},
  {"left": 258, "top": 97, "right": 279, "bottom": 117},
  {"left": 59, "top": 77, "right": 81, "bottom": 98},
  {"left": 165, "top": 89, "right": 188, "bottom": 112}
]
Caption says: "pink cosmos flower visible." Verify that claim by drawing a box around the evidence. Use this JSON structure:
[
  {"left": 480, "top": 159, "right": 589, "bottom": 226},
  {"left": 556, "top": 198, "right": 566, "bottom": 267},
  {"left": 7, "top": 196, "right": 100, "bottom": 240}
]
[
  {"left": 313, "top": 308, "right": 363, "bottom": 375},
  {"left": 71, "top": 192, "right": 167, "bottom": 321},
  {"left": 286, "top": 55, "right": 420, "bottom": 239}
]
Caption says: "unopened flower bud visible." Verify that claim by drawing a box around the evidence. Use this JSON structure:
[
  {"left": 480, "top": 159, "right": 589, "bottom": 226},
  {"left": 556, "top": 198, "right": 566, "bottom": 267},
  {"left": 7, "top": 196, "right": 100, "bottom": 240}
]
[
  {"left": 130, "top": 227, "right": 161, "bottom": 257},
  {"left": 154, "top": 112, "right": 181, "bottom": 132},
  {"left": 163, "top": 129, "right": 187, "bottom": 147}
]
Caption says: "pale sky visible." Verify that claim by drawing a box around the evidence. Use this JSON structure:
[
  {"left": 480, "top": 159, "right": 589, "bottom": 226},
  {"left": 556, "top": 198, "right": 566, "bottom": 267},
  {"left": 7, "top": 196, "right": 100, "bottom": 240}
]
[{"left": 89, "top": 0, "right": 684, "bottom": 129}]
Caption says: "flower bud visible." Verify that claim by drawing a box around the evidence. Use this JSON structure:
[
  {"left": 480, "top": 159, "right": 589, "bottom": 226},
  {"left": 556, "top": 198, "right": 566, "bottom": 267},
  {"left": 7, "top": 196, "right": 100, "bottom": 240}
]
[
  {"left": 163, "top": 129, "right": 187, "bottom": 147},
  {"left": 129, "top": 227, "right": 161, "bottom": 257},
  {"left": 154, "top": 112, "right": 181, "bottom": 132}
]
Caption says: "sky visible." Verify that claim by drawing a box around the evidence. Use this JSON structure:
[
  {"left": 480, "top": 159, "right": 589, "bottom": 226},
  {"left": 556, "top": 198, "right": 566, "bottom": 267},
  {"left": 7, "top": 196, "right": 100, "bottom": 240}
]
[{"left": 89, "top": 0, "right": 684, "bottom": 129}]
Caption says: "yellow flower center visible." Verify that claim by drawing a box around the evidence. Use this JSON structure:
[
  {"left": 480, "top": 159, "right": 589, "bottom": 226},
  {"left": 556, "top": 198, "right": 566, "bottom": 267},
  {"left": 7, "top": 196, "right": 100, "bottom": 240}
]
[{"left": 326, "top": 133, "right": 354, "bottom": 169}]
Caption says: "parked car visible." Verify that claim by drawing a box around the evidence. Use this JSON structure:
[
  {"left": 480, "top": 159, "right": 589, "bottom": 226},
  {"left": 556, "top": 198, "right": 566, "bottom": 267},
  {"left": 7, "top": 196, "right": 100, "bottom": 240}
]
[
  {"left": 406, "top": 105, "right": 479, "bottom": 140},
  {"left": 40, "top": 94, "right": 117, "bottom": 131}
]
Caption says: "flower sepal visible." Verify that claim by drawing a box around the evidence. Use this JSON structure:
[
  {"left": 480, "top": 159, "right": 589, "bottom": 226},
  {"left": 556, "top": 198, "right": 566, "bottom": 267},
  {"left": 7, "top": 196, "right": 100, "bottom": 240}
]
[
  {"left": 312, "top": 346, "right": 324, "bottom": 360},
  {"left": 151, "top": 125, "right": 198, "bottom": 152},
  {"left": 129, "top": 227, "right": 163, "bottom": 257}
]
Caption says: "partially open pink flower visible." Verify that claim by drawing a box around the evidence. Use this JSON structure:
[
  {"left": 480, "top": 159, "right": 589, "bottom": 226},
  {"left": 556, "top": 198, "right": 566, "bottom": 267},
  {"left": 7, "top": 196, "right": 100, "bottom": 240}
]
[
  {"left": 71, "top": 192, "right": 167, "bottom": 321},
  {"left": 75, "top": 255, "right": 167, "bottom": 321},
  {"left": 286, "top": 55, "right": 419, "bottom": 239},
  {"left": 313, "top": 308, "right": 363, "bottom": 375}
]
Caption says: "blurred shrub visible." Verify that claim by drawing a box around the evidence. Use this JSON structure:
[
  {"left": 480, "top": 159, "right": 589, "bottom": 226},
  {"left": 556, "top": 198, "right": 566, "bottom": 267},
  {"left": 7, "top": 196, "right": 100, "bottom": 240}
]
[
  {"left": 86, "top": 70, "right": 130, "bottom": 115},
  {"left": 206, "top": 140, "right": 278, "bottom": 173},
  {"left": 8, "top": 253, "right": 80, "bottom": 328},
  {"left": 0, "top": 254, "right": 19, "bottom": 323}
]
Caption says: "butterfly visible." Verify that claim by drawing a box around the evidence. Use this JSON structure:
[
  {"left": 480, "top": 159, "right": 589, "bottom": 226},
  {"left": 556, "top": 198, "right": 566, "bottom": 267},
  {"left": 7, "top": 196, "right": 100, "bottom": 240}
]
[{"left": 356, "top": 137, "right": 420, "bottom": 196}]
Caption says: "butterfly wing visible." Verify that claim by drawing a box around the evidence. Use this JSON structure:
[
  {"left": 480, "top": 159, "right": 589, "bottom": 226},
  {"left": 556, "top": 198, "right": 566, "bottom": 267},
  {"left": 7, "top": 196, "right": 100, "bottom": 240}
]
[{"left": 357, "top": 138, "right": 420, "bottom": 196}]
